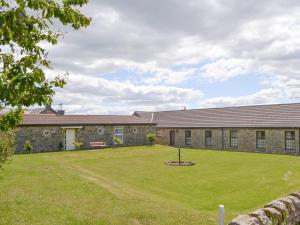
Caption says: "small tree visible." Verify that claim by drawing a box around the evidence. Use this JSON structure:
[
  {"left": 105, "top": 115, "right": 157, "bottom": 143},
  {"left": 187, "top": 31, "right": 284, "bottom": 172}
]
[
  {"left": 24, "top": 140, "right": 33, "bottom": 154},
  {"left": 146, "top": 133, "right": 156, "bottom": 146},
  {"left": 0, "top": 0, "right": 91, "bottom": 166},
  {"left": 0, "top": 130, "right": 15, "bottom": 168},
  {"left": 113, "top": 137, "right": 122, "bottom": 147},
  {"left": 73, "top": 141, "right": 83, "bottom": 150}
]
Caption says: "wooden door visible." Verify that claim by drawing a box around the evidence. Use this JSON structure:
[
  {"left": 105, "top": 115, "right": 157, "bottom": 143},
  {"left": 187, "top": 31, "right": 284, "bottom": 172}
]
[{"left": 170, "top": 130, "right": 175, "bottom": 146}]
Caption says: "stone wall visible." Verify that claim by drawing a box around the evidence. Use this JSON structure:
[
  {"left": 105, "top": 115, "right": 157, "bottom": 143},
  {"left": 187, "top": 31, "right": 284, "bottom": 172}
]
[
  {"left": 77, "top": 125, "right": 155, "bottom": 149},
  {"left": 16, "top": 124, "right": 155, "bottom": 153},
  {"left": 222, "top": 128, "right": 299, "bottom": 154},
  {"left": 16, "top": 126, "right": 65, "bottom": 153},
  {"left": 156, "top": 128, "right": 299, "bottom": 154},
  {"left": 228, "top": 191, "right": 300, "bottom": 225}
]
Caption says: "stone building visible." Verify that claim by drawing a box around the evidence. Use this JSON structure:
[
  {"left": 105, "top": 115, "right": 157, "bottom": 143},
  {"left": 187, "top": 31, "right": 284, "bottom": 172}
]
[
  {"left": 7, "top": 103, "right": 300, "bottom": 154},
  {"left": 15, "top": 108, "right": 155, "bottom": 153},
  {"left": 134, "top": 103, "right": 300, "bottom": 155}
]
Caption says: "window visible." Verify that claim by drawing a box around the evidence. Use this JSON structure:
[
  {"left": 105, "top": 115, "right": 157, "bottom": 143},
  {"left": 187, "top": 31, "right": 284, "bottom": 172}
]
[
  {"left": 43, "top": 129, "right": 50, "bottom": 137},
  {"left": 256, "top": 131, "right": 266, "bottom": 149},
  {"left": 205, "top": 130, "right": 212, "bottom": 146},
  {"left": 114, "top": 128, "right": 123, "bottom": 144},
  {"left": 230, "top": 131, "right": 238, "bottom": 147},
  {"left": 156, "top": 130, "right": 161, "bottom": 137},
  {"left": 285, "top": 131, "right": 295, "bottom": 150},
  {"left": 133, "top": 127, "right": 137, "bottom": 134},
  {"left": 98, "top": 128, "right": 104, "bottom": 135},
  {"left": 185, "top": 130, "right": 192, "bottom": 145}
]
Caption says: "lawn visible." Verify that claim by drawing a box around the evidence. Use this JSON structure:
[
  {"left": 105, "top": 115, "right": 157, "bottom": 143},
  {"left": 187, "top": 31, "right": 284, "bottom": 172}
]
[{"left": 1, "top": 145, "right": 300, "bottom": 225}]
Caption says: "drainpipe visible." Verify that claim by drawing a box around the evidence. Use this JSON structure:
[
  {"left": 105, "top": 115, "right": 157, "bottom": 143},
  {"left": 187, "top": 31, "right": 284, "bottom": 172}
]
[
  {"left": 221, "top": 128, "right": 224, "bottom": 150},
  {"left": 151, "top": 113, "right": 154, "bottom": 122}
]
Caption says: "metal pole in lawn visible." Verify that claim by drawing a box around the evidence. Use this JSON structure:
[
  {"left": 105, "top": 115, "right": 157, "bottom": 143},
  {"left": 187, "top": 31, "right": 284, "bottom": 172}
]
[
  {"left": 178, "top": 146, "right": 181, "bottom": 164},
  {"left": 219, "top": 205, "right": 224, "bottom": 225}
]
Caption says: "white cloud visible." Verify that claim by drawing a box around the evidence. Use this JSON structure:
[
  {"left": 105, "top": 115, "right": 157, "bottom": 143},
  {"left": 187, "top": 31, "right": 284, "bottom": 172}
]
[
  {"left": 201, "top": 89, "right": 283, "bottom": 108},
  {"left": 52, "top": 72, "right": 203, "bottom": 114},
  {"left": 201, "top": 58, "right": 252, "bottom": 82},
  {"left": 39, "top": 0, "right": 300, "bottom": 113},
  {"left": 143, "top": 67, "right": 197, "bottom": 85}
]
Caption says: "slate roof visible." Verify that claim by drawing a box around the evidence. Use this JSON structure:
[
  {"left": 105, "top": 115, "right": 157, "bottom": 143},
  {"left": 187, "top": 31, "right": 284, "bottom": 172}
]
[
  {"left": 134, "top": 103, "right": 300, "bottom": 128},
  {"left": 20, "top": 114, "right": 155, "bottom": 126}
]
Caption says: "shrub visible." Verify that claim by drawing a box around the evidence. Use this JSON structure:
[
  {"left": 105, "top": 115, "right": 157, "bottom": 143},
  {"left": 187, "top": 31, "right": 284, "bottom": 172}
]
[
  {"left": 113, "top": 137, "right": 122, "bottom": 147},
  {"left": 146, "top": 133, "right": 156, "bottom": 145},
  {"left": 24, "top": 140, "right": 33, "bottom": 154},
  {"left": 73, "top": 141, "right": 83, "bottom": 150},
  {"left": 0, "top": 130, "right": 15, "bottom": 169},
  {"left": 58, "top": 141, "right": 64, "bottom": 151}
]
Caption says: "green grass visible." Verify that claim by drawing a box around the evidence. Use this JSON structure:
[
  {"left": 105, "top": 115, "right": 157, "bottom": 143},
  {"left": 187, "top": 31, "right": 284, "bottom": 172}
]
[{"left": 1, "top": 145, "right": 300, "bottom": 225}]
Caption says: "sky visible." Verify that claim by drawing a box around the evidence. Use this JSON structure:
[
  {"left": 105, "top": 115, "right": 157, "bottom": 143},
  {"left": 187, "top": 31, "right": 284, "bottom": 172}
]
[{"left": 45, "top": 0, "right": 300, "bottom": 115}]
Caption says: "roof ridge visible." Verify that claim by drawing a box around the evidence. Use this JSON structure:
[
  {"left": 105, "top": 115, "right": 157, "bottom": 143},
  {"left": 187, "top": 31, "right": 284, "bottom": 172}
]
[{"left": 142, "top": 102, "right": 300, "bottom": 113}]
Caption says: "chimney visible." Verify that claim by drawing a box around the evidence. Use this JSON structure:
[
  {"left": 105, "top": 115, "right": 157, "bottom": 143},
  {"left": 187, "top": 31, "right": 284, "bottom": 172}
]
[
  {"left": 45, "top": 104, "right": 52, "bottom": 110},
  {"left": 57, "top": 103, "right": 65, "bottom": 116}
]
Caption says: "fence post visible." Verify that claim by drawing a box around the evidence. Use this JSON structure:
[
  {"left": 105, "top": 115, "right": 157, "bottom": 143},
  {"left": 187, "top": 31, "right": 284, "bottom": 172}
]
[{"left": 219, "top": 204, "right": 224, "bottom": 225}]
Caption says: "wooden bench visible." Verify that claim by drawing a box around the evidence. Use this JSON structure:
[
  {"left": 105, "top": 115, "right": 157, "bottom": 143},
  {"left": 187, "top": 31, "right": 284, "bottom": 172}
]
[{"left": 90, "top": 141, "right": 108, "bottom": 149}]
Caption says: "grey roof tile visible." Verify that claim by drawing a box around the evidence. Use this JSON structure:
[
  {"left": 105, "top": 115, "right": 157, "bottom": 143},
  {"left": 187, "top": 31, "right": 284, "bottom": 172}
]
[{"left": 135, "top": 103, "right": 300, "bottom": 128}]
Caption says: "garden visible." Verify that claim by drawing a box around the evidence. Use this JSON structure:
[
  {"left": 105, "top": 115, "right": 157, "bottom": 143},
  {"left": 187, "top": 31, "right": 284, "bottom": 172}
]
[{"left": 1, "top": 145, "right": 300, "bottom": 225}]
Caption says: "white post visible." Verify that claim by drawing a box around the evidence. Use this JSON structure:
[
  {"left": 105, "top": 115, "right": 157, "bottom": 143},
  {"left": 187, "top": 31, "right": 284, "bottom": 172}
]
[{"left": 219, "top": 204, "right": 224, "bottom": 225}]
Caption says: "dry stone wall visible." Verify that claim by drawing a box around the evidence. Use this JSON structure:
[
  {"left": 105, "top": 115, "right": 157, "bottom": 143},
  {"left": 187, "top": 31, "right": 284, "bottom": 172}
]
[{"left": 228, "top": 191, "right": 300, "bottom": 225}]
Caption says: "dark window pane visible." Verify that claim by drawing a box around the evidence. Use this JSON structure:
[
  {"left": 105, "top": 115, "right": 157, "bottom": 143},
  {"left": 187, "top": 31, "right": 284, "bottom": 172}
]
[
  {"left": 256, "top": 131, "right": 266, "bottom": 149},
  {"left": 185, "top": 130, "right": 191, "bottom": 137},
  {"left": 230, "top": 131, "right": 238, "bottom": 147},
  {"left": 205, "top": 130, "right": 212, "bottom": 146},
  {"left": 256, "top": 131, "right": 265, "bottom": 139},
  {"left": 185, "top": 130, "right": 191, "bottom": 145},
  {"left": 230, "top": 131, "right": 237, "bottom": 138},
  {"left": 205, "top": 130, "right": 212, "bottom": 138}
]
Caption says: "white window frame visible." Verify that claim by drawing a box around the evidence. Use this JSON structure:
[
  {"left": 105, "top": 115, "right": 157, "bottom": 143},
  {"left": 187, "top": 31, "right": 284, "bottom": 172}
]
[
  {"left": 43, "top": 129, "right": 50, "bottom": 137},
  {"left": 156, "top": 130, "right": 161, "bottom": 137},
  {"left": 285, "top": 131, "right": 296, "bottom": 150},
  {"left": 114, "top": 127, "right": 123, "bottom": 144},
  {"left": 185, "top": 130, "right": 192, "bottom": 146},
  {"left": 256, "top": 131, "right": 266, "bottom": 150},
  {"left": 98, "top": 128, "right": 104, "bottom": 135},
  {"left": 205, "top": 130, "right": 212, "bottom": 146},
  {"left": 230, "top": 130, "right": 238, "bottom": 147}
]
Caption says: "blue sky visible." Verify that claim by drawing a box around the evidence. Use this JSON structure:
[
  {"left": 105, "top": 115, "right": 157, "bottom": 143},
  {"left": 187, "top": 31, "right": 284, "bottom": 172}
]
[
  {"left": 44, "top": 0, "right": 300, "bottom": 114},
  {"left": 199, "top": 74, "right": 263, "bottom": 98}
]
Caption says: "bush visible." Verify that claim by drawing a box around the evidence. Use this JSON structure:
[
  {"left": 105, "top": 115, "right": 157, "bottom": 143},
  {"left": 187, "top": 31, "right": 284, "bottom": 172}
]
[
  {"left": 146, "top": 133, "right": 156, "bottom": 145},
  {"left": 0, "top": 130, "right": 15, "bottom": 168},
  {"left": 113, "top": 137, "right": 122, "bottom": 147},
  {"left": 24, "top": 140, "right": 33, "bottom": 154},
  {"left": 58, "top": 141, "right": 64, "bottom": 151},
  {"left": 73, "top": 141, "right": 83, "bottom": 150}
]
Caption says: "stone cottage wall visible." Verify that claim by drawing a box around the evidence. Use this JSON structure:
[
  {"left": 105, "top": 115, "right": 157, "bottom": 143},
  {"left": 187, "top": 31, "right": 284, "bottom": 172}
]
[
  {"left": 77, "top": 125, "right": 155, "bottom": 149},
  {"left": 156, "top": 128, "right": 299, "bottom": 155},
  {"left": 16, "top": 124, "right": 155, "bottom": 153},
  {"left": 228, "top": 191, "right": 300, "bottom": 225},
  {"left": 16, "top": 126, "right": 65, "bottom": 153}
]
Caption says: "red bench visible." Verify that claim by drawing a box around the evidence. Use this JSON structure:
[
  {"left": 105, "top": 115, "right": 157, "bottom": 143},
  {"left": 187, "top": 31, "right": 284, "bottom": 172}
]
[{"left": 90, "top": 141, "right": 108, "bottom": 149}]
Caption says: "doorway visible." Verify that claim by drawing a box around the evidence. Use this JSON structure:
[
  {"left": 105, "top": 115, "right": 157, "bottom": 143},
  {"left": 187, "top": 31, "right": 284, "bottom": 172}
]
[
  {"left": 170, "top": 130, "right": 175, "bottom": 146},
  {"left": 65, "top": 129, "right": 76, "bottom": 150}
]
